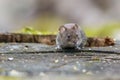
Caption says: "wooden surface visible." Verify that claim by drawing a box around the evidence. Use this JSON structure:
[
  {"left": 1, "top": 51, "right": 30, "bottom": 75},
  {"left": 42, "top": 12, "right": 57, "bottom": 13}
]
[{"left": 0, "top": 42, "right": 120, "bottom": 80}]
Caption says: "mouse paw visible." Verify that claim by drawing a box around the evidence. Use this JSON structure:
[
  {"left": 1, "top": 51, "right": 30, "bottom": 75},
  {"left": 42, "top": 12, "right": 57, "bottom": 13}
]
[
  {"left": 75, "top": 46, "right": 81, "bottom": 50},
  {"left": 55, "top": 46, "right": 62, "bottom": 50}
]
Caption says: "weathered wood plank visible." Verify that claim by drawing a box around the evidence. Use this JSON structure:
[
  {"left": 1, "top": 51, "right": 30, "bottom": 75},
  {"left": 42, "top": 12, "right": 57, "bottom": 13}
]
[{"left": 0, "top": 33, "right": 115, "bottom": 47}]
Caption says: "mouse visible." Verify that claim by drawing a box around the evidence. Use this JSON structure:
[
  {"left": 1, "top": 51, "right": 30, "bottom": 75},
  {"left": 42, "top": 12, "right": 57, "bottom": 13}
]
[{"left": 56, "top": 23, "right": 87, "bottom": 50}]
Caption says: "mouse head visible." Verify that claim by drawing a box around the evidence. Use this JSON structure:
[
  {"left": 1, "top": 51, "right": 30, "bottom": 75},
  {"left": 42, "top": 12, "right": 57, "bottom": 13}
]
[
  {"left": 59, "top": 23, "right": 80, "bottom": 45},
  {"left": 59, "top": 23, "right": 78, "bottom": 33}
]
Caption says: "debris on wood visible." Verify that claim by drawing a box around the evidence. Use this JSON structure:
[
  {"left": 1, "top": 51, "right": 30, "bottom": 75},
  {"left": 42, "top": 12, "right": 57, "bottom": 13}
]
[{"left": 86, "top": 37, "right": 115, "bottom": 47}]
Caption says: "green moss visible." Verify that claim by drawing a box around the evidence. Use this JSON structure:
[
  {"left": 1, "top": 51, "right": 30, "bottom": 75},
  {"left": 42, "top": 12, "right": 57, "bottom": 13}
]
[
  {"left": 0, "top": 76, "right": 20, "bottom": 80},
  {"left": 84, "top": 28, "right": 99, "bottom": 37},
  {"left": 97, "top": 23, "right": 120, "bottom": 37},
  {"left": 84, "top": 22, "right": 120, "bottom": 37},
  {"left": 21, "top": 26, "right": 57, "bottom": 35},
  {"left": 20, "top": 20, "right": 120, "bottom": 37}
]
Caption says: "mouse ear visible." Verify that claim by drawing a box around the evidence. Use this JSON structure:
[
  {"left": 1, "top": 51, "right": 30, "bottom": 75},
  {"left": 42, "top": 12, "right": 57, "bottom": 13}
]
[
  {"left": 72, "top": 24, "right": 79, "bottom": 30},
  {"left": 59, "top": 25, "right": 66, "bottom": 33}
]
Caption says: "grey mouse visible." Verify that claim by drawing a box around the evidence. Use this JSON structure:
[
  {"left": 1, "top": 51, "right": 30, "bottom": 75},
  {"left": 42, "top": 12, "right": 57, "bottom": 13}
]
[{"left": 56, "top": 23, "right": 87, "bottom": 50}]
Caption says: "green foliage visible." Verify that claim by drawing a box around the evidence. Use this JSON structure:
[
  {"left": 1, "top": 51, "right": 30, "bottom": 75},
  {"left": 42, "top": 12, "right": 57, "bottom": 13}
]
[
  {"left": 0, "top": 76, "right": 20, "bottom": 80},
  {"left": 21, "top": 26, "right": 42, "bottom": 34},
  {"left": 21, "top": 17, "right": 120, "bottom": 37},
  {"left": 29, "top": 15, "right": 64, "bottom": 35},
  {"left": 21, "top": 26, "right": 58, "bottom": 35},
  {"left": 84, "top": 27, "right": 99, "bottom": 37},
  {"left": 97, "top": 23, "right": 120, "bottom": 37},
  {"left": 84, "top": 23, "right": 120, "bottom": 37}
]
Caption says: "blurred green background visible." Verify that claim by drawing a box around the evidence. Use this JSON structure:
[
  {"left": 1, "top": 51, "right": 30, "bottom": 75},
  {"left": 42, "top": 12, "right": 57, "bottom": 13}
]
[{"left": 0, "top": 0, "right": 120, "bottom": 39}]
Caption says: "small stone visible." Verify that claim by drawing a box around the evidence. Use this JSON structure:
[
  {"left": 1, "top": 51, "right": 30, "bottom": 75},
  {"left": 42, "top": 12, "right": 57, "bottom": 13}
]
[
  {"left": 24, "top": 45, "right": 29, "bottom": 50},
  {"left": 113, "top": 38, "right": 116, "bottom": 41},
  {"left": 8, "top": 57, "right": 14, "bottom": 61},
  {"left": 82, "top": 69, "right": 87, "bottom": 73},
  {"left": 64, "top": 60, "right": 68, "bottom": 63},
  {"left": 39, "top": 72, "right": 45, "bottom": 76},
  {"left": 109, "top": 46, "right": 112, "bottom": 48},
  {"left": 113, "top": 61, "right": 116, "bottom": 63},
  {"left": 86, "top": 71, "right": 93, "bottom": 75},
  {"left": 24, "top": 47, "right": 28, "bottom": 50},
  {"left": 64, "top": 55, "right": 67, "bottom": 58},
  {"left": 54, "top": 59, "right": 59, "bottom": 63},
  {"left": 74, "top": 55, "right": 77, "bottom": 57},
  {"left": 1, "top": 54, "right": 4, "bottom": 56},
  {"left": 9, "top": 70, "right": 24, "bottom": 77},
  {"left": 88, "top": 48, "right": 91, "bottom": 50},
  {"left": 76, "top": 61, "right": 79, "bottom": 64},
  {"left": 73, "top": 66, "right": 79, "bottom": 71},
  {"left": 10, "top": 48, "right": 14, "bottom": 51},
  {"left": 115, "top": 48, "right": 118, "bottom": 50}
]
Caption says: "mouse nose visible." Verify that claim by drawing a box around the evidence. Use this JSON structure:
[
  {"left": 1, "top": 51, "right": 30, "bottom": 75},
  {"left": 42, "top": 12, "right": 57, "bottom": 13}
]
[
  {"left": 67, "top": 35, "right": 71, "bottom": 41},
  {"left": 68, "top": 35, "right": 70, "bottom": 38}
]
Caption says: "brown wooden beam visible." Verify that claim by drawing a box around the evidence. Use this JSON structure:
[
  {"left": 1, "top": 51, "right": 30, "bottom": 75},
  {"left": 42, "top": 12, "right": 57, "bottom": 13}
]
[{"left": 0, "top": 33, "right": 115, "bottom": 47}]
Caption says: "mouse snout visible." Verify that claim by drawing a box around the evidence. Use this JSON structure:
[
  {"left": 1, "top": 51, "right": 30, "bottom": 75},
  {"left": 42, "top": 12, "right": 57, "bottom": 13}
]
[{"left": 67, "top": 35, "right": 71, "bottom": 41}]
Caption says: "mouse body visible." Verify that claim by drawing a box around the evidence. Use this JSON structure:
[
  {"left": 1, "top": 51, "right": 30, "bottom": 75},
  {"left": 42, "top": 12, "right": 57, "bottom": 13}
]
[{"left": 56, "top": 23, "right": 87, "bottom": 49}]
